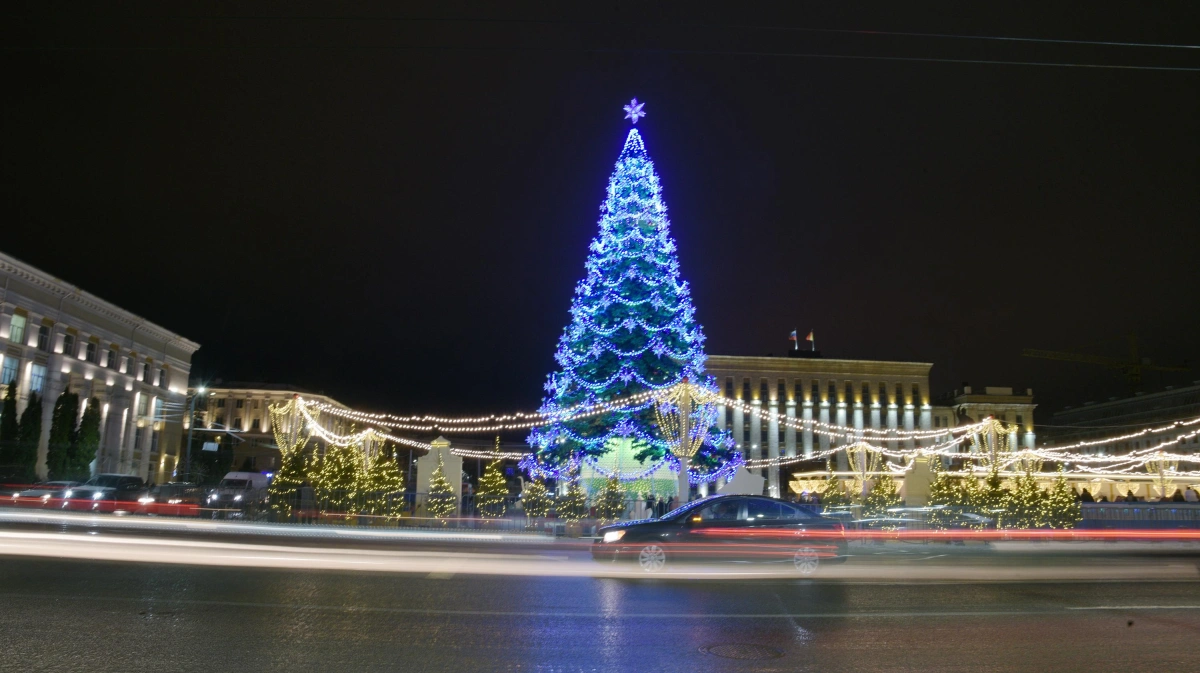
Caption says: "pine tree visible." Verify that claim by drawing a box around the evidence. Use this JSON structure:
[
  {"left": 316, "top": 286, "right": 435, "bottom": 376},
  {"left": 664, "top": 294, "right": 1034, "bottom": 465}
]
[
  {"left": 1006, "top": 469, "right": 1047, "bottom": 529},
  {"left": 972, "top": 468, "right": 1010, "bottom": 528},
  {"left": 0, "top": 383, "right": 18, "bottom": 465},
  {"left": 1043, "top": 466, "right": 1082, "bottom": 529},
  {"left": 476, "top": 458, "right": 510, "bottom": 518},
  {"left": 521, "top": 478, "right": 553, "bottom": 519},
  {"left": 315, "top": 443, "right": 366, "bottom": 514},
  {"left": 862, "top": 472, "right": 903, "bottom": 519},
  {"left": 269, "top": 447, "right": 308, "bottom": 517},
  {"left": 15, "top": 392, "right": 42, "bottom": 480},
  {"left": 46, "top": 391, "right": 80, "bottom": 480},
  {"left": 71, "top": 398, "right": 101, "bottom": 479},
  {"left": 425, "top": 456, "right": 457, "bottom": 519},
  {"left": 818, "top": 462, "right": 850, "bottom": 509},
  {"left": 594, "top": 476, "right": 627, "bottom": 523},
  {"left": 364, "top": 447, "right": 406, "bottom": 517},
  {"left": 556, "top": 478, "right": 588, "bottom": 523},
  {"left": 927, "top": 463, "right": 976, "bottom": 529},
  {"left": 527, "top": 127, "right": 735, "bottom": 476}
]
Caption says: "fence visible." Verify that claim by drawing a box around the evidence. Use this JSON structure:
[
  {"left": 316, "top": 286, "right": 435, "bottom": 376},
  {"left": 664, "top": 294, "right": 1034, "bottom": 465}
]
[{"left": 1080, "top": 503, "right": 1200, "bottom": 529}]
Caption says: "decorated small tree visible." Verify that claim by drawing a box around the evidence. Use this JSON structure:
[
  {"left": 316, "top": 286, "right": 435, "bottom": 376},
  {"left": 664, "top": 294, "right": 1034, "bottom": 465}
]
[
  {"left": 365, "top": 447, "right": 406, "bottom": 517},
  {"left": 928, "top": 462, "right": 976, "bottom": 529},
  {"left": 972, "top": 468, "right": 1010, "bottom": 528},
  {"left": 315, "top": 443, "right": 366, "bottom": 515},
  {"left": 1006, "top": 469, "right": 1047, "bottom": 529},
  {"left": 594, "top": 476, "right": 627, "bottom": 524},
  {"left": 425, "top": 456, "right": 458, "bottom": 519},
  {"left": 862, "top": 472, "right": 902, "bottom": 519},
  {"left": 1043, "top": 466, "right": 1082, "bottom": 529},
  {"left": 818, "top": 461, "right": 850, "bottom": 509},
  {"left": 269, "top": 447, "right": 308, "bottom": 517},
  {"left": 556, "top": 478, "right": 589, "bottom": 523},
  {"left": 521, "top": 478, "right": 553, "bottom": 519},
  {"left": 476, "top": 458, "right": 510, "bottom": 518}
]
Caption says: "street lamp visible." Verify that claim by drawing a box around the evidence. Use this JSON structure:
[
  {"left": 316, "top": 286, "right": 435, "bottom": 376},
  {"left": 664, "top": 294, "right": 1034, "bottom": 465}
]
[{"left": 184, "top": 385, "right": 207, "bottom": 482}]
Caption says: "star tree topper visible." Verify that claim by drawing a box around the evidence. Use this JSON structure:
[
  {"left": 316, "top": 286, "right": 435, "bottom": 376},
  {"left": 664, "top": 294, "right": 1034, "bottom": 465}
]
[{"left": 623, "top": 98, "right": 646, "bottom": 124}]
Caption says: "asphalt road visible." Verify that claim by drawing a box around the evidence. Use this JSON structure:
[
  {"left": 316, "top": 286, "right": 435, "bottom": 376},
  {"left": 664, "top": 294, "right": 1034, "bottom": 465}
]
[{"left": 3, "top": 555, "right": 1200, "bottom": 672}]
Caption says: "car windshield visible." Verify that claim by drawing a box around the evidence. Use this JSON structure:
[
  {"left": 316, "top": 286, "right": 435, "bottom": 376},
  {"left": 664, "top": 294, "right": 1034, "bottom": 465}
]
[
  {"left": 85, "top": 475, "right": 123, "bottom": 488},
  {"left": 658, "top": 495, "right": 723, "bottom": 521},
  {"left": 219, "top": 479, "right": 249, "bottom": 488}
]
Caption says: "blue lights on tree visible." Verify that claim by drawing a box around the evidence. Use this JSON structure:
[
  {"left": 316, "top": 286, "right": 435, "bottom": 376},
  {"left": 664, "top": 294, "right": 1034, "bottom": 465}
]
[{"left": 527, "top": 125, "right": 735, "bottom": 481}]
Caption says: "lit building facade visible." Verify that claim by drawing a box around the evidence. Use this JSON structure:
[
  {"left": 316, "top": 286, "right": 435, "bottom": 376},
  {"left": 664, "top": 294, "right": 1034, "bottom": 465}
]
[
  {"left": 1047, "top": 381, "right": 1200, "bottom": 455},
  {"left": 0, "top": 251, "right": 199, "bottom": 482}
]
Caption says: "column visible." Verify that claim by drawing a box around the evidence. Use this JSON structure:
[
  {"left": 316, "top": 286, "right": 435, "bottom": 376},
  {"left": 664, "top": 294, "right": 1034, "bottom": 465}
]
[
  {"left": 749, "top": 399, "right": 762, "bottom": 477},
  {"left": 887, "top": 404, "right": 899, "bottom": 453},
  {"left": 920, "top": 406, "right": 933, "bottom": 448},
  {"left": 1024, "top": 431, "right": 1037, "bottom": 449},
  {"left": 870, "top": 403, "right": 882, "bottom": 431},
  {"left": 714, "top": 400, "right": 727, "bottom": 489},
  {"left": 732, "top": 404, "right": 744, "bottom": 459},
  {"left": 121, "top": 391, "right": 139, "bottom": 473},
  {"left": 904, "top": 404, "right": 916, "bottom": 451},
  {"left": 801, "top": 401, "right": 814, "bottom": 458},
  {"left": 818, "top": 402, "right": 831, "bottom": 454},
  {"left": 835, "top": 402, "right": 848, "bottom": 471},
  {"left": 852, "top": 403, "right": 864, "bottom": 439},
  {"left": 138, "top": 394, "right": 157, "bottom": 481},
  {"left": 784, "top": 400, "right": 797, "bottom": 458},
  {"left": 767, "top": 399, "right": 780, "bottom": 498}
]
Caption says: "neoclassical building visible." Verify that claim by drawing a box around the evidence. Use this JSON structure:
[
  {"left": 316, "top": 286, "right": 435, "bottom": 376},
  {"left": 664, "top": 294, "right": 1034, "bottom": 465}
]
[
  {"left": 0, "top": 251, "right": 200, "bottom": 482},
  {"left": 705, "top": 353, "right": 1036, "bottom": 497}
]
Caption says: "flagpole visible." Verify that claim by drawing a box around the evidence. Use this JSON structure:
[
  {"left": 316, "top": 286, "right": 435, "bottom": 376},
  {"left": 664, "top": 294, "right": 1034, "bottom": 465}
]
[
  {"left": 811, "top": 329, "right": 815, "bottom": 352},
  {"left": 793, "top": 328, "right": 798, "bottom": 351}
]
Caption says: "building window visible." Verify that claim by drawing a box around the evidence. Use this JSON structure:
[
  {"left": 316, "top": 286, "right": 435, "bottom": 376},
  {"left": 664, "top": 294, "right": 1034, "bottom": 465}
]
[
  {"left": 9, "top": 314, "right": 26, "bottom": 345},
  {"left": 216, "top": 398, "right": 226, "bottom": 408},
  {"left": 1016, "top": 415, "right": 1024, "bottom": 427},
  {"left": 106, "top": 350, "right": 117, "bottom": 368},
  {"left": 30, "top": 364, "right": 47, "bottom": 394},
  {"left": 251, "top": 418, "right": 260, "bottom": 432},
  {"left": 64, "top": 332, "right": 76, "bottom": 357},
  {"left": 912, "top": 384, "right": 920, "bottom": 405},
  {"left": 137, "top": 395, "right": 149, "bottom": 417},
  {"left": 150, "top": 429, "right": 160, "bottom": 454},
  {"left": 0, "top": 358, "right": 17, "bottom": 386},
  {"left": 235, "top": 399, "right": 244, "bottom": 409},
  {"left": 37, "top": 325, "right": 52, "bottom": 352},
  {"left": 86, "top": 342, "right": 98, "bottom": 363},
  {"left": 233, "top": 417, "right": 242, "bottom": 431},
  {"left": 215, "top": 415, "right": 225, "bottom": 428}
]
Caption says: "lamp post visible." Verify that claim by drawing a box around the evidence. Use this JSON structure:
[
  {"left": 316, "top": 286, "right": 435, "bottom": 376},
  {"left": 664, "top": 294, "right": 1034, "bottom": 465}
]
[{"left": 184, "top": 385, "right": 206, "bottom": 482}]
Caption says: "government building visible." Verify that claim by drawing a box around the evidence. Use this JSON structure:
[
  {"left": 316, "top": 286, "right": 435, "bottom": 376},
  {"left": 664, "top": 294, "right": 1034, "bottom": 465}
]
[{"left": 0, "top": 251, "right": 200, "bottom": 482}]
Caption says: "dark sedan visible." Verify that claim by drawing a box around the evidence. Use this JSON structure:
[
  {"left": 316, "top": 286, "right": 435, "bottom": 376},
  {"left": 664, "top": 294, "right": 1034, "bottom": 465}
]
[{"left": 593, "top": 494, "right": 848, "bottom": 573}]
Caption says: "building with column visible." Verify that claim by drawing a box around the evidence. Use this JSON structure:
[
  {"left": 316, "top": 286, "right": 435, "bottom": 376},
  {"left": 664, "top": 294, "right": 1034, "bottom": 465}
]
[
  {"left": 1044, "top": 381, "right": 1200, "bottom": 455},
  {"left": 190, "top": 383, "right": 350, "bottom": 474},
  {"left": 0, "top": 251, "right": 200, "bottom": 482},
  {"left": 934, "top": 385, "right": 1038, "bottom": 451}
]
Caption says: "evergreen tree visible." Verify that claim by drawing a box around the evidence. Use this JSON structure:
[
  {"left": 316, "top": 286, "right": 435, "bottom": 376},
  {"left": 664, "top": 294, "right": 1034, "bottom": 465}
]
[
  {"left": 0, "top": 383, "right": 18, "bottom": 465},
  {"left": 527, "top": 127, "right": 735, "bottom": 476},
  {"left": 71, "top": 398, "right": 101, "bottom": 479},
  {"left": 476, "top": 458, "right": 510, "bottom": 518},
  {"left": 1006, "top": 469, "right": 1048, "bottom": 529},
  {"left": 972, "top": 468, "right": 1010, "bottom": 528},
  {"left": 927, "top": 463, "right": 976, "bottom": 529},
  {"left": 819, "top": 462, "right": 850, "bottom": 509},
  {"left": 862, "top": 472, "right": 903, "bottom": 519},
  {"left": 15, "top": 392, "right": 42, "bottom": 480},
  {"left": 594, "top": 476, "right": 627, "bottom": 523},
  {"left": 315, "top": 443, "right": 366, "bottom": 514},
  {"left": 364, "top": 447, "right": 406, "bottom": 517},
  {"left": 1043, "top": 466, "right": 1082, "bottom": 529},
  {"left": 425, "top": 456, "right": 457, "bottom": 519},
  {"left": 46, "top": 391, "right": 80, "bottom": 480},
  {"left": 556, "top": 478, "right": 589, "bottom": 523},
  {"left": 520, "top": 478, "right": 553, "bottom": 519},
  {"left": 268, "top": 447, "right": 308, "bottom": 517}
]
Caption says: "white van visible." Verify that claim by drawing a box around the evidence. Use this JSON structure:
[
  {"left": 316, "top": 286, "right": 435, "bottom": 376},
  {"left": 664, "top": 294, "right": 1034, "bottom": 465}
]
[{"left": 207, "top": 471, "right": 271, "bottom": 511}]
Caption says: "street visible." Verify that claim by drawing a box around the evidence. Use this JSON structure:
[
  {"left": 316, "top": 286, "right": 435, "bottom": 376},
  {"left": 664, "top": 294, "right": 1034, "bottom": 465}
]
[{"left": 3, "top": 548, "right": 1200, "bottom": 672}]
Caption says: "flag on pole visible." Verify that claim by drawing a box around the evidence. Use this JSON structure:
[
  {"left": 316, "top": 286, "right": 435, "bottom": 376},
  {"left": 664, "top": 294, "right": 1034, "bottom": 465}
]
[
  {"left": 805, "top": 330, "right": 814, "bottom": 342},
  {"left": 788, "top": 330, "right": 798, "bottom": 341}
]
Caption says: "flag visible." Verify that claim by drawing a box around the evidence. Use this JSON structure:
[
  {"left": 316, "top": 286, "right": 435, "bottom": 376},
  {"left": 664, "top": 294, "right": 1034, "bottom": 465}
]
[
  {"left": 788, "top": 330, "right": 798, "bottom": 341},
  {"left": 805, "top": 331, "right": 814, "bottom": 342}
]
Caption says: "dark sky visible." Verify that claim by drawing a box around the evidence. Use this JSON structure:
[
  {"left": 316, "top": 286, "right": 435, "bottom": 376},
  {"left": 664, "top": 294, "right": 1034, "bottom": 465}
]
[{"left": 4, "top": 2, "right": 1198, "bottom": 424}]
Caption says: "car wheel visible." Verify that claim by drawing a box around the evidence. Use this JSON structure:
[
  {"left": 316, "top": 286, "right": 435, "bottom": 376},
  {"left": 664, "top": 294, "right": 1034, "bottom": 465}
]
[
  {"left": 638, "top": 544, "right": 667, "bottom": 573},
  {"left": 793, "top": 547, "right": 820, "bottom": 575}
]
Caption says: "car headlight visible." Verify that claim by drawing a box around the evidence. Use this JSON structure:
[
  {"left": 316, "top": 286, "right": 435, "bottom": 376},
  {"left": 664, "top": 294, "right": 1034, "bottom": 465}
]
[
  {"left": 92, "top": 492, "right": 105, "bottom": 500},
  {"left": 41, "top": 494, "right": 51, "bottom": 500},
  {"left": 602, "top": 530, "right": 625, "bottom": 543},
  {"left": 233, "top": 494, "right": 242, "bottom": 501},
  {"left": 138, "top": 497, "right": 155, "bottom": 504},
  {"left": 64, "top": 490, "right": 73, "bottom": 498}
]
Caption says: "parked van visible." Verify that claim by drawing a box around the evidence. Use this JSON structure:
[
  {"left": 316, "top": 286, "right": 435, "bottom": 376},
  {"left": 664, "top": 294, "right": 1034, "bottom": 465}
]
[{"left": 206, "top": 472, "right": 271, "bottom": 515}]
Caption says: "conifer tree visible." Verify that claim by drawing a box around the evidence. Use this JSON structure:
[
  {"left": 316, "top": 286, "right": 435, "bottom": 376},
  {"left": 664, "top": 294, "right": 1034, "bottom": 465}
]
[
  {"left": 972, "top": 468, "right": 1010, "bottom": 528},
  {"left": 426, "top": 456, "right": 457, "bottom": 519},
  {"left": 927, "top": 462, "right": 975, "bottom": 529},
  {"left": 0, "top": 383, "right": 18, "bottom": 464},
  {"left": 269, "top": 447, "right": 308, "bottom": 517},
  {"left": 594, "top": 476, "right": 627, "bottom": 523},
  {"left": 476, "top": 458, "right": 510, "bottom": 518},
  {"left": 1043, "top": 466, "right": 1082, "bottom": 529},
  {"left": 556, "top": 477, "right": 589, "bottom": 523},
  {"left": 862, "top": 472, "right": 902, "bottom": 519},
  {"left": 819, "top": 461, "right": 850, "bottom": 508},
  {"left": 520, "top": 478, "right": 553, "bottom": 519},
  {"left": 46, "top": 391, "right": 80, "bottom": 480},
  {"left": 1006, "top": 469, "right": 1047, "bottom": 529},
  {"left": 365, "top": 447, "right": 407, "bottom": 517},
  {"left": 15, "top": 392, "right": 42, "bottom": 480},
  {"left": 315, "top": 443, "right": 366, "bottom": 514}
]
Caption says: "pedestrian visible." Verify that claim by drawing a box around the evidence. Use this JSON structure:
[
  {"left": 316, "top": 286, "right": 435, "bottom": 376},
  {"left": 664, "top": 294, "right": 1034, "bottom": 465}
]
[
  {"left": 665, "top": 496, "right": 675, "bottom": 514},
  {"left": 646, "top": 494, "right": 657, "bottom": 518},
  {"left": 1185, "top": 487, "right": 1199, "bottom": 503}
]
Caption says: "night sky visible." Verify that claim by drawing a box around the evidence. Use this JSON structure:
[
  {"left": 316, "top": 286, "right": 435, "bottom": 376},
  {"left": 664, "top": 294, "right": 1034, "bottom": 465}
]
[{"left": 4, "top": 3, "right": 1198, "bottom": 423}]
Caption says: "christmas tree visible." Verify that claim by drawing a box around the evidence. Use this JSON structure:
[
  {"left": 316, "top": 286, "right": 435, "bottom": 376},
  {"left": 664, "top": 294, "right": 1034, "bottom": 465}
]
[
  {"left": 594, "top": 476, "right": 627, "bottom": 523},
  {"left": 425, "top": 456, "right": 457, "bottom": 519},
  {"left": 1043, "top": 466, "right": 1082, "bottom": 529},
  {"left": 365, "top": 446, "right": 407, "bottom": 517},
  {"left": 315, "top": 443, "right": 366, "bottom": 515},
  {"left": 476, "top": 458, "right": 510, "bottom": 518},
  {"left": 269, "top": 446, "right": 308, "bottom": 517},
  {"left": 520, "top": 478, "right": 553, "bottom": 519},
  {"left": 556, "top": 477, "right": 589, "bottom": 523},
  {"left": 527, "top": 120, "right": 734, "bottom": 490},
  {"left": 862, "top": 472, "right": 902, "bottom": 519},
  {"left": 927, "top": 462, "right": 976, "bottom": 529},
  {"left": 1006, "top": 469, "right": 1047, "bottom": 529},
  {"left": 819, "top": 461, "right": 850, "bottom": 508},
  {"left": 972, "top": 468, "right": 1010, "bottom": 528}
]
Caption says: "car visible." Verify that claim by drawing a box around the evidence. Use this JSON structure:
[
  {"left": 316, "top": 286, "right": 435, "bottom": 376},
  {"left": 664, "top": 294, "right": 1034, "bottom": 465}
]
[
  {"left": 205, "top": 472, "right": 270, "bottom": 517},
  {"left": 63, "top": 474, "right": 147, "bottom": 511},
  {"left": 10, "top": 481, "right": 80, "bottom": 507},
  {"left": 593, "top": 494, "right": 849, "bottom": 574}
]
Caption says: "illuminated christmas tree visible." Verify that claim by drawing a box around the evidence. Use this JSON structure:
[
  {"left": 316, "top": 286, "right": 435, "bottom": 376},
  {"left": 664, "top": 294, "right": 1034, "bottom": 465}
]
[
  {"left": 425, "top": 456, "right": 457, "bottom": 519},
  {"left": 556, "top": 477, "right": 588, "bottom": 523},
  {"left": 520, "top": 478, "right": 553, "bottom": 519},
  {"left": 527, "top": 111, "right": 734, "bottom": 488},
  {"left": 476, "top": 458, "right": 510, "bottom": 518},
  {"left": 268, "top": 445, "right": 308, "bottom": 517},
  {"left": 365, "top": 445, "right": 406, "bottom": 517},
  {"left": 315, "top": 443, "right": 366, "bottom": 514},
  {"left": 1043, "top": 466, "right": 1082, "bottom": 529},
  {"left": 1006, "top": 469, "right": 1047, "bottom": 529},
  {"left": 862, "top": 472, "right": 902, "bottom": 519},
  {"left": 594, "top": 476, "right": 627, "bottom": 523}
]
